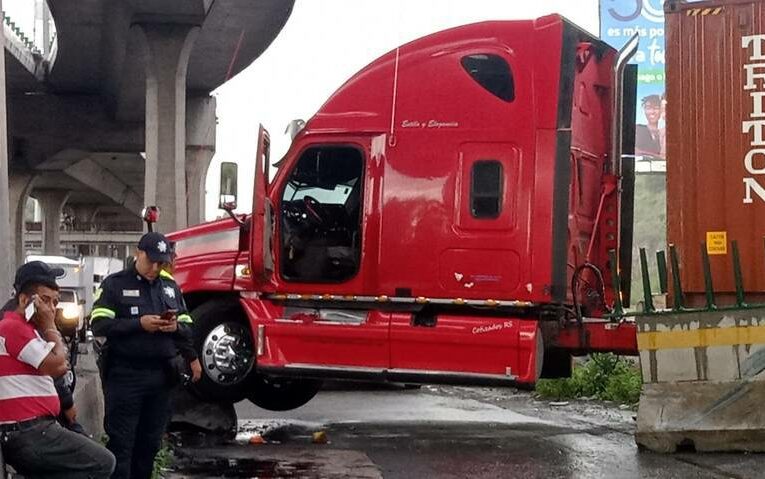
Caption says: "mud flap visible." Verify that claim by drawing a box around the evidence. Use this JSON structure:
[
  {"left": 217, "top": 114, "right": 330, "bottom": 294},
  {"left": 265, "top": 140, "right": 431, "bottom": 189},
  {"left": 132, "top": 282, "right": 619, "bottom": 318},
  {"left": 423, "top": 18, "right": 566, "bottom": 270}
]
[
  {"left": 170, "top": 387, "right": 237, "bottom": 437},
  {"left": 636, "top": 308, "right": 765, "bottom": 452}
]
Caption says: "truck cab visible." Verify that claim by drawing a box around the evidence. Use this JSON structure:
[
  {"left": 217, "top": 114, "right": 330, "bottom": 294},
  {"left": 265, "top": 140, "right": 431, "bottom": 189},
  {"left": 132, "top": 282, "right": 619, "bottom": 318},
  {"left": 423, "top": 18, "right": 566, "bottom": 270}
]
[{"left": 168, "top": 15, "right": 638, "bottom": 408}]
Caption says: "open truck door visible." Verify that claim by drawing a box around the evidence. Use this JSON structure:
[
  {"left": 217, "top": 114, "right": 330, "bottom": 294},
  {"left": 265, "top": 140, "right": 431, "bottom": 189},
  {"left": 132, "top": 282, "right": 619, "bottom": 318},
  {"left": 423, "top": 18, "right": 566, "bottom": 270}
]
[
  {"left": 249, "top": 125, "right": 274, "bottom": 287},
  {"left": 194, "top": 126, "right": 275, "bottom": 404}
]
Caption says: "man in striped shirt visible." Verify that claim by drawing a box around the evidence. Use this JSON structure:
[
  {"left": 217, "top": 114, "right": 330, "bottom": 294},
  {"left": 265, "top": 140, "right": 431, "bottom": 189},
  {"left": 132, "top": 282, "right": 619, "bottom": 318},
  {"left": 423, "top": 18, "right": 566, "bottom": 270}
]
[{"left": 0, "top": 261, "right": 115, "bottom": 478}]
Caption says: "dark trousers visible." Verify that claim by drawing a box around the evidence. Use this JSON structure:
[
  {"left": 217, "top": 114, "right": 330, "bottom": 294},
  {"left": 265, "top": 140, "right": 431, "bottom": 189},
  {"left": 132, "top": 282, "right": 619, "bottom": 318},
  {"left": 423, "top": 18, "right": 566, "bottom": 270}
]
[
  {"left": 1, "top": 418, "right": 115, "bottom": 478},
  {"left": 104, "top": 365, "right": 171, "bottom": 479}
]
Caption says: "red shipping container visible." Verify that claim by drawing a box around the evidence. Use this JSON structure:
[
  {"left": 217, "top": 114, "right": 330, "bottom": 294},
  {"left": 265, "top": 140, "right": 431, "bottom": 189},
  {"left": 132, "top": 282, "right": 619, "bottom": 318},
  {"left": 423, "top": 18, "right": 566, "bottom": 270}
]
[{"left": 666, "top": 0, "right": 765, "bottom": 305}]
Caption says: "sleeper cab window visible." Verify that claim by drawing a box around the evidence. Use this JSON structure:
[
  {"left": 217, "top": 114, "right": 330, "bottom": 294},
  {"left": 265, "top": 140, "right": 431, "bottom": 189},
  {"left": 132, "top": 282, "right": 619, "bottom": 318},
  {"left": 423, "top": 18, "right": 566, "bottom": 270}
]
[
  {"left": 471, "top": 160, "right": 503, "bottom": 219},
  {"left": 460, "top": 54, "right": 515, "bottom": 102}
]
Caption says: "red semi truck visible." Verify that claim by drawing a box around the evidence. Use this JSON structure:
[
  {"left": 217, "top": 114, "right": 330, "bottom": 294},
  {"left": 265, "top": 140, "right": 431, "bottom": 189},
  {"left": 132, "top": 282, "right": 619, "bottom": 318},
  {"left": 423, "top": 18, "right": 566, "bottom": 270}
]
[{"left": 167, "top": 16, "right": 641, "bottom": 409}]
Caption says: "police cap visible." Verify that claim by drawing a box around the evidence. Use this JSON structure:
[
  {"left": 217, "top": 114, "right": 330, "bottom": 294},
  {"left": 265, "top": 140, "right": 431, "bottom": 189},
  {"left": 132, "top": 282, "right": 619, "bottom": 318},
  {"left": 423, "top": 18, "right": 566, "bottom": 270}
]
[{"left": 138, "top": 232, "right": 173, "bottom": 263}]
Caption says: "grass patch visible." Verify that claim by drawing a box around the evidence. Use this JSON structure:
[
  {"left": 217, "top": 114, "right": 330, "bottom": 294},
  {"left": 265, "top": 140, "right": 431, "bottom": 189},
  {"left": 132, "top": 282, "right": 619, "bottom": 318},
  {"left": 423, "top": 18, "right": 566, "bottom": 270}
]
[
  {"left": 535, "top": 353, "right": 642, "bottom": 405},
  {"left": 99, "top": 434, "right": 173, "bottom": 479},
  {"left": 152, "top": 441, "right": 173, "bottom": 479}
]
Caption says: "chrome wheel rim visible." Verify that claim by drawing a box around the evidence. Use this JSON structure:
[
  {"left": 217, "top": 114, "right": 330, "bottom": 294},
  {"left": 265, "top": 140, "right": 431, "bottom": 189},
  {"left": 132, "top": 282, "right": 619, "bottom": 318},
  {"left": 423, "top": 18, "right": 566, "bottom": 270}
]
[{"left": 202, "top": 322, "right": 254, "bottom": 386}]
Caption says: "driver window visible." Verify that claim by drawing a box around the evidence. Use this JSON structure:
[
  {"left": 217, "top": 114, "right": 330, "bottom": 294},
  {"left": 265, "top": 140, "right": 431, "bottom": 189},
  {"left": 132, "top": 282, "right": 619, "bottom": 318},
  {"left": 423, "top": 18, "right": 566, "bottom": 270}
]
[{"left": 280, "top": 146, "right": 364, "bottom": 283}]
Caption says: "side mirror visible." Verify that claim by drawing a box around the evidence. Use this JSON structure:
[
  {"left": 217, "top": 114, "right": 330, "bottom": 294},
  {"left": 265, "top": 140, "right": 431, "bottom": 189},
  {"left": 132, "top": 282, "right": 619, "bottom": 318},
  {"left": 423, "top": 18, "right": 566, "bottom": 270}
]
[
  {"left": 78, "top": 299, "right": 86, "bottom": 306},
  {"left": 141, "top": 206, "right": 160, "bottom": 232},
  {"left": 219, "top": 162, "right": 239, "bottom": 211}
]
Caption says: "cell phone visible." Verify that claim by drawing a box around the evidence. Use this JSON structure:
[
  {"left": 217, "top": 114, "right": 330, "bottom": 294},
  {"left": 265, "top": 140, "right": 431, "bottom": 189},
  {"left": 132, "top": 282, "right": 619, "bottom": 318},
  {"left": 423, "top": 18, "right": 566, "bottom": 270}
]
[
  {"left": 24, "top": 296, "right": 37, "bottom": 322},
  {"left": 161, "top": 310, "right": 178, "bottom": 321}
]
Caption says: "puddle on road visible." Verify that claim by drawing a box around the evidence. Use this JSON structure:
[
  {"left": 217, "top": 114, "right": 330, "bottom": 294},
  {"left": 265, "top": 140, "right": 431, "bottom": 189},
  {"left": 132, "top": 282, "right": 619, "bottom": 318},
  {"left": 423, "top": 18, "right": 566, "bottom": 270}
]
[
  {"left": 168, "top": 424, "right": 329, "bottom": 478},
  {"left": 173, "top": 457, "right": 318, "bottom": 478}
]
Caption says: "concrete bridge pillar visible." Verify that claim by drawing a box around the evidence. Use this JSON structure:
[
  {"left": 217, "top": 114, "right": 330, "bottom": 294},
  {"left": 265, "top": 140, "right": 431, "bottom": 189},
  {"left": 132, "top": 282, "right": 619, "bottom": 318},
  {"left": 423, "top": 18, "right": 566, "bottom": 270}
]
[
  {"left": 9, "top": 172, "right": 36, "bottom": 267},
  {"left": 140, "top": 23, "right": 200, "bottom": 233},
  {"left": 0, "top": 0, "right": 12, "bottom": 297},
  {"left": 186, "top": 96, "right": 216, "bottom": 226},
  {"left": 35, "top": 189, "right": 70, "bottom": 255},
  {"left": 186, "top": 146, "right": 214, "bottom": 225}
]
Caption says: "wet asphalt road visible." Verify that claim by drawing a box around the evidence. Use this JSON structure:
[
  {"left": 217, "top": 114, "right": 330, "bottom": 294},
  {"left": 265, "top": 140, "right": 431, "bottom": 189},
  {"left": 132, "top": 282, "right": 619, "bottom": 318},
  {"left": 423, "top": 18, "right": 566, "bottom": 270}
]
[{"left": 167, "top": 385, "right": 765, "bottom": 478}]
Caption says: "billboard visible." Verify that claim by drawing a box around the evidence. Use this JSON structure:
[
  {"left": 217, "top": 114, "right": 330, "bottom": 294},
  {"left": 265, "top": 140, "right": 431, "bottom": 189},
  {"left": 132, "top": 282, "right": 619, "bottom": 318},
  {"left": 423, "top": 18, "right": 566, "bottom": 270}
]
[{"left": 600, "top": 0, "right": 665, "bottom": 159}]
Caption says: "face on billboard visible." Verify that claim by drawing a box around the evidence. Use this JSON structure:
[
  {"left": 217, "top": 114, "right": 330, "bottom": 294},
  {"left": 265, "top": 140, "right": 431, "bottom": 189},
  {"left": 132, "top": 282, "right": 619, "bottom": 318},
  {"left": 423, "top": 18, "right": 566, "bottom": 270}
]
[{"left": 642, "top": 97, "right": 661, "bottom": 124}]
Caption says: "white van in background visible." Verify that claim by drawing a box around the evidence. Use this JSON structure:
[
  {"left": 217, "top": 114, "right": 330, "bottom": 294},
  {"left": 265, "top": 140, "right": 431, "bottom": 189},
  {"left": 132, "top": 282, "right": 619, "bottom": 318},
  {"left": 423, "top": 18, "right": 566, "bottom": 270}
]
[
  {"left": 85, "top": 256, "right": 123, "bottom": 294},
  {"left": 25, "top": 255, "right": 123, "bottom": 333}
]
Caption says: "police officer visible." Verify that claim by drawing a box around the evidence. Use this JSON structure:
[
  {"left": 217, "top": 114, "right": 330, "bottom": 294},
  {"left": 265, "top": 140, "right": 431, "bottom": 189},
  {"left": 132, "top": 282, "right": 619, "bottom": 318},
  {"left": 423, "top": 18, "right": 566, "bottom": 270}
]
[{"left": 91, "top": 232, "right": 196, "bottom": 479}]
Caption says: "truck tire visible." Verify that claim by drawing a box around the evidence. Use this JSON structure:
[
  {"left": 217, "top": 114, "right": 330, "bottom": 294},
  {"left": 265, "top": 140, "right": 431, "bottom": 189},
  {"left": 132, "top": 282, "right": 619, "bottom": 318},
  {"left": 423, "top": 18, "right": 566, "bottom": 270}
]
[
  {"left": 247, "top": 376, "right": 322, "bottom": 411},
  {"left": 190, "top": 299, "right": 257, "bottom": 403}
]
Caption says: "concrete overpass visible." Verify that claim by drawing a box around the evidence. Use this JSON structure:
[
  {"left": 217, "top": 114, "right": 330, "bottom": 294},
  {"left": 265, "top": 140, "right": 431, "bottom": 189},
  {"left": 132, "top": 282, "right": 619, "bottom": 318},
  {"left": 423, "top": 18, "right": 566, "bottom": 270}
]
[
  {"left": 25, "top": 229, "right": 144, "bottom": 259},
  {"left": 0, "top": 0, "right": 295, "bottom": 295}
]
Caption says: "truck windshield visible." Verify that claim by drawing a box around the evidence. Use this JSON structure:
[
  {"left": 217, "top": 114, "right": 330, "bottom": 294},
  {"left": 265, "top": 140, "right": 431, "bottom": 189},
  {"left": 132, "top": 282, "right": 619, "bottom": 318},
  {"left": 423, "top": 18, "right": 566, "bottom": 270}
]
[
  {"left": 280, "top": 146, "right": 364, "bottom": 283},
  {"left": 284, "top": 180, "right": 356, "bottom": 205}
]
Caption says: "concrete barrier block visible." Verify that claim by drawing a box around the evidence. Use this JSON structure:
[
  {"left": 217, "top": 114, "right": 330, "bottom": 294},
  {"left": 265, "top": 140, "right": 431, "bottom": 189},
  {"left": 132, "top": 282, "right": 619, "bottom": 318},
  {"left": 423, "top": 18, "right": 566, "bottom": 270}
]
[
  {"left": 638, "top": 308, "right": 765, "bottom": 384},
  {"left": 738, "top": 343, "right": 765, "bottom": 378},
  {"left": 705, "top": 345, "right": 740, "bottom": 381},
  {"left": 654, "top": 348, "right": 697, "bottom": 382},
  {"left": 637, "top": 380, "right": 765, "bottom": 452},
  {"left": 636, "top": 308, "right": 765, "bottom": 452},
  {"left": 72, "top": 347, "right": 105, "bottom": 439}
]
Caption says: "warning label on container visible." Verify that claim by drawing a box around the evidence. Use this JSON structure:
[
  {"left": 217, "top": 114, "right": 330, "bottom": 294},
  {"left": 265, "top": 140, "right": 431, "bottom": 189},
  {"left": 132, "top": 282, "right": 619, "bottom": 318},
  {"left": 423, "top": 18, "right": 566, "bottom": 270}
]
[{"left": 706, "top": 231, "right": 728, "bottom": 255}]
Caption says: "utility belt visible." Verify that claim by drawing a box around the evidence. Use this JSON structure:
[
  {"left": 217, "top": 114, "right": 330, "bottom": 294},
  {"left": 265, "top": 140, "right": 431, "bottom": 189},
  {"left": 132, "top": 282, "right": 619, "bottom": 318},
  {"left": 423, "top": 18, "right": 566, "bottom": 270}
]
[
  {"left": 95, "top": 340, "right": 188, "bottom": 386},
  {"left": 111, "top": 355, "right": 172, "bottom": 371},
  {"left": 0, "top": 416, "right": 55, "bottom": 434},
  {"left": 95, "top": 339, "right": 169, "bottom": 371}
]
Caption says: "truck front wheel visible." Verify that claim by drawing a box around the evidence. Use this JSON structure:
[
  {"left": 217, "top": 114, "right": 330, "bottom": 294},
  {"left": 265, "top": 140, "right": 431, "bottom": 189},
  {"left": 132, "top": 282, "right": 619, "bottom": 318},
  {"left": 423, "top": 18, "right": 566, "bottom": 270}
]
[
  {"left": 248, "top": 376, "right": 322, "bottom": 411},
  {"left": 190, "top": 300, "right": 256, "bottom": 403}
]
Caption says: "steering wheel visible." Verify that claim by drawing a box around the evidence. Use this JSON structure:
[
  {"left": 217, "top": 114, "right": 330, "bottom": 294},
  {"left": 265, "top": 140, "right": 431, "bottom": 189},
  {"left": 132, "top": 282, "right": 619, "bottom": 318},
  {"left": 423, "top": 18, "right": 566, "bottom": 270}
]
[{"left": 303, "top": 195, "right": 329, "bottom": 225}]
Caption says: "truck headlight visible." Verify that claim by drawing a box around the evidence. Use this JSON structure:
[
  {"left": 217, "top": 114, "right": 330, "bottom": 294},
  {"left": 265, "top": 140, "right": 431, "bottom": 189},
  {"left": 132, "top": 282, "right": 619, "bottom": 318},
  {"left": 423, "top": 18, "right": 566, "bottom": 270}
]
[{"left": 62, "top": 304, "right": 80, "bottom": 320}]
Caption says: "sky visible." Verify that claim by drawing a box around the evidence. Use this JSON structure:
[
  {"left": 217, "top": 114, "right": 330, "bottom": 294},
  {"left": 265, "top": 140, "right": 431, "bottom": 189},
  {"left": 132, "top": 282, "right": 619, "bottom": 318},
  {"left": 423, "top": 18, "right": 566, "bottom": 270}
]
[{"left": 205, "top": 0, "right": 600, "bottom": 220}]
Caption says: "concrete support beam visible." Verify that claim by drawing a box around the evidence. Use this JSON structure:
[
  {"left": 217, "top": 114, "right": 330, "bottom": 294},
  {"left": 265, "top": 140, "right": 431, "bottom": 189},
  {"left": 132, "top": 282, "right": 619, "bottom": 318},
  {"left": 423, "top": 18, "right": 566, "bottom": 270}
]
[
  {"left": 64, "top": 158, "right": 143, "bottom": 214},
  {"left": 70, "top": 204, "right": 101, "bottom": 227},
  {"left": 35, "top": 189, "right": 70, "bottom": 255},
  {"left": 140, "top": 23, "right": 200, "bottom": 232},
  {"left": 186, "top": 146, "right": 214, "bottom": 225},
  {"left": 0, "top": 0, "right": 12, "bottom": 298},
  {"left": 26, "top": 231, "right": 143, "bottom": 243},
  {"left": 186, "top": 96, "right": 216, "bottom": 226},
  {"left": 9, "top": 94, "right": 145, "bottom": 169},
  {"left": 87, "top": 210, "right": 143, "bottom": 231},
  {"left": 9, "top": 171, "right": 36, "bottom": 267}
]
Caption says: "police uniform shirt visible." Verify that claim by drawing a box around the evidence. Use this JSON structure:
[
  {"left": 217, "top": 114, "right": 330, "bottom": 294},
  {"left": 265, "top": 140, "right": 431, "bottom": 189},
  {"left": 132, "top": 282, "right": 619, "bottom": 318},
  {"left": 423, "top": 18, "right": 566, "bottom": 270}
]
[{"left": 90, "top": 268, "right": 195, "bottom": 362}]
